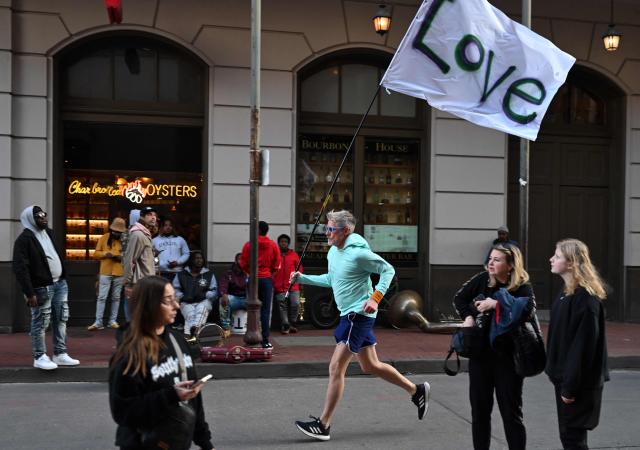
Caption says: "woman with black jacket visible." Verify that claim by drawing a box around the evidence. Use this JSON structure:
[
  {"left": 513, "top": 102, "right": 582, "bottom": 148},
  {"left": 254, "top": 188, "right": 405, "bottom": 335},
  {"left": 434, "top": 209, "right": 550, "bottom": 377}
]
[
  {"left": 453, "top": 244, "right": 535, "bottom": 450},
  {"left": 546, "top": 239, "right": 609, "bottom": 450},
  {"left": 109, "top": 275, "right": 214, "bottom": 450}
]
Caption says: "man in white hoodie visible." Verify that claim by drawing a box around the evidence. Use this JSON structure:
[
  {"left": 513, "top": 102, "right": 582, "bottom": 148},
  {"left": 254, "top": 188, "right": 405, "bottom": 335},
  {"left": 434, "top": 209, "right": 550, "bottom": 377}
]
[{"left": 12, "top": 205, "right": 80, "bottom": 370}]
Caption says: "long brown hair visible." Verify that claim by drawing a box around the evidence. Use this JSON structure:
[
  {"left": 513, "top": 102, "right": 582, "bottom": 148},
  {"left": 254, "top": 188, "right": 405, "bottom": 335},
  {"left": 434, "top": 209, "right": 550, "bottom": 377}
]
[
  {"left": 556, "top": 238, "right": 607, "bottom": 299},
  {"left": 111, "top": 276, "right": 168, "bottom": 376},
  {"left": 487, "top": 244, "right": 529, "bottom": 292}
]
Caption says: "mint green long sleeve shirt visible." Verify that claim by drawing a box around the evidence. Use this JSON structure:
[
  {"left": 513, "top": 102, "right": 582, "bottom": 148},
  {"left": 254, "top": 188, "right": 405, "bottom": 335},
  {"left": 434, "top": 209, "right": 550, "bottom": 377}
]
[{"left": 297, "top": 233, "right": 395, "bottom": 317}]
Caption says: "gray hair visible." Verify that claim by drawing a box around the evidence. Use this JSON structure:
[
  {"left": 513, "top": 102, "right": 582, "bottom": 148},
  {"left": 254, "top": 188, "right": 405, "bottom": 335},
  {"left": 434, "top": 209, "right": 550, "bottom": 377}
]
[{"left": 326, "top": 209, "right": 356, "bottom": 232}]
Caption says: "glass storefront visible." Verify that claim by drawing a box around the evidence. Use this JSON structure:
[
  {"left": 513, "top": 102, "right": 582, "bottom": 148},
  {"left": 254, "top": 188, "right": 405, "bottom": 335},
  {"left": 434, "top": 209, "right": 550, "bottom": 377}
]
[
  {"left": 295, "top": 134, "right": 420, "bottom": 265},
  {"left": 63, "top": 122, "right": 203, "bottom": 260},
  {"left": 296, "top": 135, "right": 353, "bottom": 259},
  {"left": 363, "top": 138, "right": 419, "bottom": 262}
]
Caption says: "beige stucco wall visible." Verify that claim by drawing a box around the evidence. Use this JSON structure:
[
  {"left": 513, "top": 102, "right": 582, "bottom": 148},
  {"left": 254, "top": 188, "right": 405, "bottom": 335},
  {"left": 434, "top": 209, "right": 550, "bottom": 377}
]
[{"left": 0, "top": 0, "right": 639, "bottom": 268}]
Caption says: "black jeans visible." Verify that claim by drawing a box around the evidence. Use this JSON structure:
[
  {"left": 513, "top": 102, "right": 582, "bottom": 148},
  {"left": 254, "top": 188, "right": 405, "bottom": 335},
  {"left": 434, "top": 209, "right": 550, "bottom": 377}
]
[
  {"left": 468, "top": 350, "right": 526, "bottom": 450},
  {"left": 554, "top": 384, "right": 602, "bottom": 450},
  {"left": 258, "top": 277, "right": 273, "bottom": 344}
]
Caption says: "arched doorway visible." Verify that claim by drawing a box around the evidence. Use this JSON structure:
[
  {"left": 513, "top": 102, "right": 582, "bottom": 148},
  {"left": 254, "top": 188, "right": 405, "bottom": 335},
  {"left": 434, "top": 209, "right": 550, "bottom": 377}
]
[
  {"left": 53, "top": 33, "right": 208, "bottom": 323},
  {"left": 507, "top": 66, "right": 625, "bottom": 318},
  {"left": 294, "top": 49, "right": 431, "bottom": 322}
]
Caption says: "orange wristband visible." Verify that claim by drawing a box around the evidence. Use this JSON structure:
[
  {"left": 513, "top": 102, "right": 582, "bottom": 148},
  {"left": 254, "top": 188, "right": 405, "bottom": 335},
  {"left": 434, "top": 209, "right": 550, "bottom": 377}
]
[{"left": 370, "top": 290, "right": 384, "bottom": 303}]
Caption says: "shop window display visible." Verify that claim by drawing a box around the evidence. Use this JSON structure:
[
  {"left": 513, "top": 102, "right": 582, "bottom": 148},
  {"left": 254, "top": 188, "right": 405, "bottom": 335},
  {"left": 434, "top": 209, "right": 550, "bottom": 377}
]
[
  {"left": 63, "top": 122, "right": 203, "bottom": 260},
  {"left": 296, "top": 135, "right": 353, "bottom": 260},
  {"left": 363, "top": 138, "right": 419, "bottom": 263}
]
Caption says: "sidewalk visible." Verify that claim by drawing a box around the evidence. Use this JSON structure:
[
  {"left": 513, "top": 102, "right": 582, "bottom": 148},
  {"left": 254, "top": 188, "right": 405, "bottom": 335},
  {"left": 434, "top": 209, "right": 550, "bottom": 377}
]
[{"left": 1, "top": 322, "right": 639, "bottom": 383}]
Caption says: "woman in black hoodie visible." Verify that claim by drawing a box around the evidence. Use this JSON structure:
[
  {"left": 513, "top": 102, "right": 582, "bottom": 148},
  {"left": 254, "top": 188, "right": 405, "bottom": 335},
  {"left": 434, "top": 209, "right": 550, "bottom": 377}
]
[
  {"left": 109, "top": 275, "right": 214, "bottom": 450},
  {"left": 546, "top": 239, "right": 609, "bottom": 450}
]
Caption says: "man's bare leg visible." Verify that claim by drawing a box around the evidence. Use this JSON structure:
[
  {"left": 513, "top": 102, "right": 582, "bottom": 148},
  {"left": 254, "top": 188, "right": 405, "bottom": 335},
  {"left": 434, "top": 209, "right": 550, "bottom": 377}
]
[
  {"left": 358, "top": 345, "right": 416, "bottom": 395},
  {"left": 319, "top": 343, "right": 353, "bottom": 427}
]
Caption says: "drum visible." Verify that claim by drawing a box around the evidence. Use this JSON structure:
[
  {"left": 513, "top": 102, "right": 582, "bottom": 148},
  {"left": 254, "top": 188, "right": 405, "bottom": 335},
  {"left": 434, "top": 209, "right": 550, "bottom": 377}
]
[{"left": 196, "top": 323, "right": 225, "bottom": 347}]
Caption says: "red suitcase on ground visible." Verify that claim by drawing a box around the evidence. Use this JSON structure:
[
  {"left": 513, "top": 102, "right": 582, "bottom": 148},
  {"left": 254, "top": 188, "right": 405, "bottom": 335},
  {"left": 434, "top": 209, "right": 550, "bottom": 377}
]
[{"left": 200, "top": 345, "right": 273, "bottom": 363}]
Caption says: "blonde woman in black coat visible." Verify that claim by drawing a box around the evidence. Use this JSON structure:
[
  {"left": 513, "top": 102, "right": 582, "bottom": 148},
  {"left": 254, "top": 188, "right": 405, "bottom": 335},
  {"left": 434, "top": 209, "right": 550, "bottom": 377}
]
[{"left": 546, "top": 239, "right": 609, "bottom": 450}]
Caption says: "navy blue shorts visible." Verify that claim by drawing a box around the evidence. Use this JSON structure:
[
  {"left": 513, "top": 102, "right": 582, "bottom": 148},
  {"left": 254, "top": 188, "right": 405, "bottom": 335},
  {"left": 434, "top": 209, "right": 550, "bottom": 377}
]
[{"left": 334, "top": 312, "right": 377, "bottom": 354}]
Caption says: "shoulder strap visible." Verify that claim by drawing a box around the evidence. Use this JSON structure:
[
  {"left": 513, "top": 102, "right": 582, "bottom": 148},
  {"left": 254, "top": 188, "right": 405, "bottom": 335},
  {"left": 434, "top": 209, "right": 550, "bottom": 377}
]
[
  {"left": 443, "top": 348, "right": 460, "bottom": 376},
  {"left": 168, "top": 332, "right": 188, "bottom": 382}
]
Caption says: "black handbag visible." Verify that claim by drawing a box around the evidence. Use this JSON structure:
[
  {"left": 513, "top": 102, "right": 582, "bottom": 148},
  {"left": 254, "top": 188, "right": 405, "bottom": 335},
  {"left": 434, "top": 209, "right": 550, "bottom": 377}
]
[
  {"left": 444, "top": 325, "right": 486, "bottom": 376},
  {"left": 511, "top": 315, "right": 546, "bottom": 377},
  {"left": 141, "top": 334, "right": 197, "bottom": 450}
]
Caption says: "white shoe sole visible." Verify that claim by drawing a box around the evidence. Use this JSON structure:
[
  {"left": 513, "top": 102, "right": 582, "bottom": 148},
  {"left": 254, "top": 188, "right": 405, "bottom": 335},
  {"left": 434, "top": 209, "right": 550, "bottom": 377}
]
[
  {"left": 34, "top": 363, "right": 57, "bottom": 370},
  {"left": 422, "top": 381, "right": 431, "bottom": 419},
  {"left": 295, "top": 423, "right": 330, "bottom": 441}
]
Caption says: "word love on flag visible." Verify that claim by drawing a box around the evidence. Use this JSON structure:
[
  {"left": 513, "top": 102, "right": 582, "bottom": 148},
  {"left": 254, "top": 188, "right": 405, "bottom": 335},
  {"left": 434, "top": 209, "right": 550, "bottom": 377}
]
[{"left": 381, "top": 0, "right": 576, "bottom": 140}]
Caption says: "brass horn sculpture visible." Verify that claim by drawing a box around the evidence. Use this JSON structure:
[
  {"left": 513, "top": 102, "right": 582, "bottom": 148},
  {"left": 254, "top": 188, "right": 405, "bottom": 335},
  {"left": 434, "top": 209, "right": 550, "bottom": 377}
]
[{"left": 388, "top": 290, "right": 461, "bottom": 334}]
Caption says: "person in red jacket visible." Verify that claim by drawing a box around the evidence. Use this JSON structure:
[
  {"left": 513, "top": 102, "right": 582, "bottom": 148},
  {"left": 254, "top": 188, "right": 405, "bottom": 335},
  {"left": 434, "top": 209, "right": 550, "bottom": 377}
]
[
  {"left": 239, "top": 221, "right": 281, "bottom": 348},
  {"left": 273, "top": 234, "right": 303, "bottom": 334}
]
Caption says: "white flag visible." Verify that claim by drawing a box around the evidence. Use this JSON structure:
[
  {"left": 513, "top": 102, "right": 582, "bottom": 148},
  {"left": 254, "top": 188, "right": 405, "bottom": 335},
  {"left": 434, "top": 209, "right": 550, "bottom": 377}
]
[{"left": 380, "top": 0, "right": 576, "bottom": 141}]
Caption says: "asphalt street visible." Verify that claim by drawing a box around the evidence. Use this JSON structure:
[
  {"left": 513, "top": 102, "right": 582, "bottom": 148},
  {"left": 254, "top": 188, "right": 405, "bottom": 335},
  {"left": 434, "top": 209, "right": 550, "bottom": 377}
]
[{"left": 1, "top": 371, "right": 638, "bottom": 450}]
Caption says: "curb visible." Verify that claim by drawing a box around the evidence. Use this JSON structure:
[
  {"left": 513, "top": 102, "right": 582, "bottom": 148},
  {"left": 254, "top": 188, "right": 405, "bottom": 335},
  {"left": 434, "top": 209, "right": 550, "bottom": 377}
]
[{"left": 1, "top": 356, "right": 637, "bottom": 383}]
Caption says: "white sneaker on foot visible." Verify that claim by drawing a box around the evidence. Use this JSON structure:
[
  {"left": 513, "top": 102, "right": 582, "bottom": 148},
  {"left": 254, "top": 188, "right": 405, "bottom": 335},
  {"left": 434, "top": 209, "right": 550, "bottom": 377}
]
[
  {"left": 52, "top": 353, "right": 80, "bottom": 366},
  {"left": 34, "top": 354, "right": 58, "bottom": 370}
]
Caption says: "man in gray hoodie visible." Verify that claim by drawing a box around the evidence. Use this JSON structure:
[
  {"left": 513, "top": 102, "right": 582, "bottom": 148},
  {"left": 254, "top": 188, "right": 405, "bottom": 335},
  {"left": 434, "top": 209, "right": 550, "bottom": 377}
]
[{"left": 12, "top": 205, "right": 80, "bottom": 370}]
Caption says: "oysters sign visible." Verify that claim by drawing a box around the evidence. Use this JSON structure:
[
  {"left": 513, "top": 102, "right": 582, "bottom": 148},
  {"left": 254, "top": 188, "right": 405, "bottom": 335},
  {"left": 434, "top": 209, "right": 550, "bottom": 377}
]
[{"left": 381, "top": 0, "right": 576, "bottom": 140}]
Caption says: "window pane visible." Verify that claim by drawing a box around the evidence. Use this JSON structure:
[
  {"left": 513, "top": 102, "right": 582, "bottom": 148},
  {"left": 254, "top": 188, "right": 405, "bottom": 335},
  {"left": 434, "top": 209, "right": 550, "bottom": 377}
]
[
  {"left": 63, "top": 122, "right": 203, "bottom": 260},
  {"left": 301, "top": 67, "right": 339, "bottom": 113},
  {"left": 114, "top": 48, "right": 157, "bottom": 102},
  {"left": 296, "top": 134, "right": 353, "bottom": 260},
  {"left": 570, "top": 86, "right": 604, "bottom": 125},
  {"left": 341, "top": 64, "right": 378, "bottom": 115},
  {"left": 159, "top": 53, "right": 203, "bottom": 105},
  {"left": 363, "top": 138, "right": 419, "bottom": 261},
  {"left": 380, "top": 90, "right": 416, "bottom": 117},
  {"left": 65, "top": 51, "right": 112, "bottom": 99}
]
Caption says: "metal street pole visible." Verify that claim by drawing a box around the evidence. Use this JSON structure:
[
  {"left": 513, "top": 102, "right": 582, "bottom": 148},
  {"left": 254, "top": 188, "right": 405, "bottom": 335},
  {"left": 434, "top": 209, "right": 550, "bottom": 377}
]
[
  {"left": 519, "top": 0, "right": 531, "bottom": 268},
  {"left": 244, "top": 0, "right": 262, "bottom": 346}
]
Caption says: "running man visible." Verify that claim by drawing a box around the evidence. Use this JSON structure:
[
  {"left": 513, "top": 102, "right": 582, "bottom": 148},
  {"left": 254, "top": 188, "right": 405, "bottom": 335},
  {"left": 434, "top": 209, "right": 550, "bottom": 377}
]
[{"left": 291, "top": 210, "right": 430, "bottom": 441}]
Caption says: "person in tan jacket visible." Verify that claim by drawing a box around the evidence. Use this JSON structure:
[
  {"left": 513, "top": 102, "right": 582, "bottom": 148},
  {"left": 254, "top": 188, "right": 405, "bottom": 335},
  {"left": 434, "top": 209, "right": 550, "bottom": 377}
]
[
  {"left": 88, "top": 217, "right": 127, "bottom": 330},
  {"left": 123, "top": 206, "right": 157, "bottom": 299}
]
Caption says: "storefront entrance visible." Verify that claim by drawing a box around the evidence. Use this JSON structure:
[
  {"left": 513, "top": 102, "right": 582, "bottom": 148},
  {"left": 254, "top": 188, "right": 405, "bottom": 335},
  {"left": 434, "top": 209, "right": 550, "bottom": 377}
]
[
  {"left": 295, "top": 50, "right": 431, "bottom": 316},
  {"left": 54, "top": 34, "right": 207, "bottom": 324}
]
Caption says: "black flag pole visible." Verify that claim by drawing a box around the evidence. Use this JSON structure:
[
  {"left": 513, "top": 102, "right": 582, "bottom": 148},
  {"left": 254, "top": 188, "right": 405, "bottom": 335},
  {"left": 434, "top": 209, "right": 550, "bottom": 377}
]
[{"left": 284, "top": 87, "right": 381, "bottom": 300}]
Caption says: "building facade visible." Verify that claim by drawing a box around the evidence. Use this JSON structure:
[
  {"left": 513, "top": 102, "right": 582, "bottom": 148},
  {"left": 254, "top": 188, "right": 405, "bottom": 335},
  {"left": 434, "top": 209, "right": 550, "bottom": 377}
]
[{"left": 1, "top": 0, "right": 639, "bottom": 332}]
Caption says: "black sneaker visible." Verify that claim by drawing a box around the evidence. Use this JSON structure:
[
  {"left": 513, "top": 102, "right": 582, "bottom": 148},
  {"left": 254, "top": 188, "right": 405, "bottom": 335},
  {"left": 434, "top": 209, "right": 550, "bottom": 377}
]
[
  {"left": 262, "top": 341, "right": 273, "bottom": 349},
  {"left": 411, "top": 381, "right": 430, "bottom": 420},
  {"left": 295, "top": 416, "right": 330, "bottom": 441}
]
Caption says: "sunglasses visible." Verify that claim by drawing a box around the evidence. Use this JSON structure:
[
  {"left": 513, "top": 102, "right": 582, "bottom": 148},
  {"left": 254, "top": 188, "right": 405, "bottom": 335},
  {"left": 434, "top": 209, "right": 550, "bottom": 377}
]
[
  {"left": 324, "top": 225, "right": 344, "bottom": 233},
  {"left": 34, "top": 211, "right": 47, "bottom": 218}
]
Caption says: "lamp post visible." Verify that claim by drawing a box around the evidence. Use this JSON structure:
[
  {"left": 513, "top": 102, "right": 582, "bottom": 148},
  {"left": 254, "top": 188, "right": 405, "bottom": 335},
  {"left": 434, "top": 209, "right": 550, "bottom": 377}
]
[
  {"left": 244, "top": 0, "right": 262, "bottom": 346},
  {"left": 373, "top": 5, "right": 392, "bottom": 36},
  {"left": 603, "top": 0, "right": 622, "bottom": 51}
]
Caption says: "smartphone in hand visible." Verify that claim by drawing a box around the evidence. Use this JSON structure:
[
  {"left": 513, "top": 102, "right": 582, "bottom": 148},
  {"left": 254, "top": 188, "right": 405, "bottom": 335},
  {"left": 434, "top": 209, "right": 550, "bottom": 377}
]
[{"left": 191, "top": 374, "right": 213, "bottom": 389}]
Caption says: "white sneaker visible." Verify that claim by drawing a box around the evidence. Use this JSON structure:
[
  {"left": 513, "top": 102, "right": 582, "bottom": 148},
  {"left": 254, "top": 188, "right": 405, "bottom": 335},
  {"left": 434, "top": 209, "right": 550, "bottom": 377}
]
[
  {"left": 34, "top": 354, "right": 58, "bottom": 370},
  {"left": 52, "top": 353, "right": 80, "bottom": 366}
]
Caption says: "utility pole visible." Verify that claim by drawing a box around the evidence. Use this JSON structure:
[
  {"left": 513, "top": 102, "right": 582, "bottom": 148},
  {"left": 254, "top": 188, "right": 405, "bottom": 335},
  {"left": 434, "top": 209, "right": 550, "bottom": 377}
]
[
  {"left": 244, "top": 0, "right": 262, "bottom": 346},
  {"left": 519, "top": 0, "right": 531, "bottom": 268}
]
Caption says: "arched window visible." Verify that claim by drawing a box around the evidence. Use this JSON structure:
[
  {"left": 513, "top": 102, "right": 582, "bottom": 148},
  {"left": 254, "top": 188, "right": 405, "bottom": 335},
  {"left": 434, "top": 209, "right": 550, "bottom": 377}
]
[
  {"left": 296, "top": 51, "right": 426, "bottom": 267},
  {"left": 60, "top": 35, "right": 205, "bottom": 115},
  {"left": 300, "top": 62, "right": 415, "bottom": 117},
  {"left": 544, "top": 81, "right": 606, "bottom": 126},
  {"left": 56, "top": 35, "right": 206, "bottom": 260}
]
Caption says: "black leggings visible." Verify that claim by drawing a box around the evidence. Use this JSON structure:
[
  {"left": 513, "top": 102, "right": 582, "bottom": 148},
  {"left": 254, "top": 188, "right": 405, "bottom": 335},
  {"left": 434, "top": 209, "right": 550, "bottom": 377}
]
[{"left": 468, "top": 351, "right": 526, "bottom": 450}]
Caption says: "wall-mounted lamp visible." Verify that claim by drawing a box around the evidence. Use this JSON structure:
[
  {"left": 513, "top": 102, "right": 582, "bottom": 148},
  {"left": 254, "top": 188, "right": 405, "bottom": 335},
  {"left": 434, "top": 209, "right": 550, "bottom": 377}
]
[
  {"left": 373, "top": 4, "right": 392, "bottom": 36},
  {"left": 602, "top": 0, "right": 622, "bottom": 51}
]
